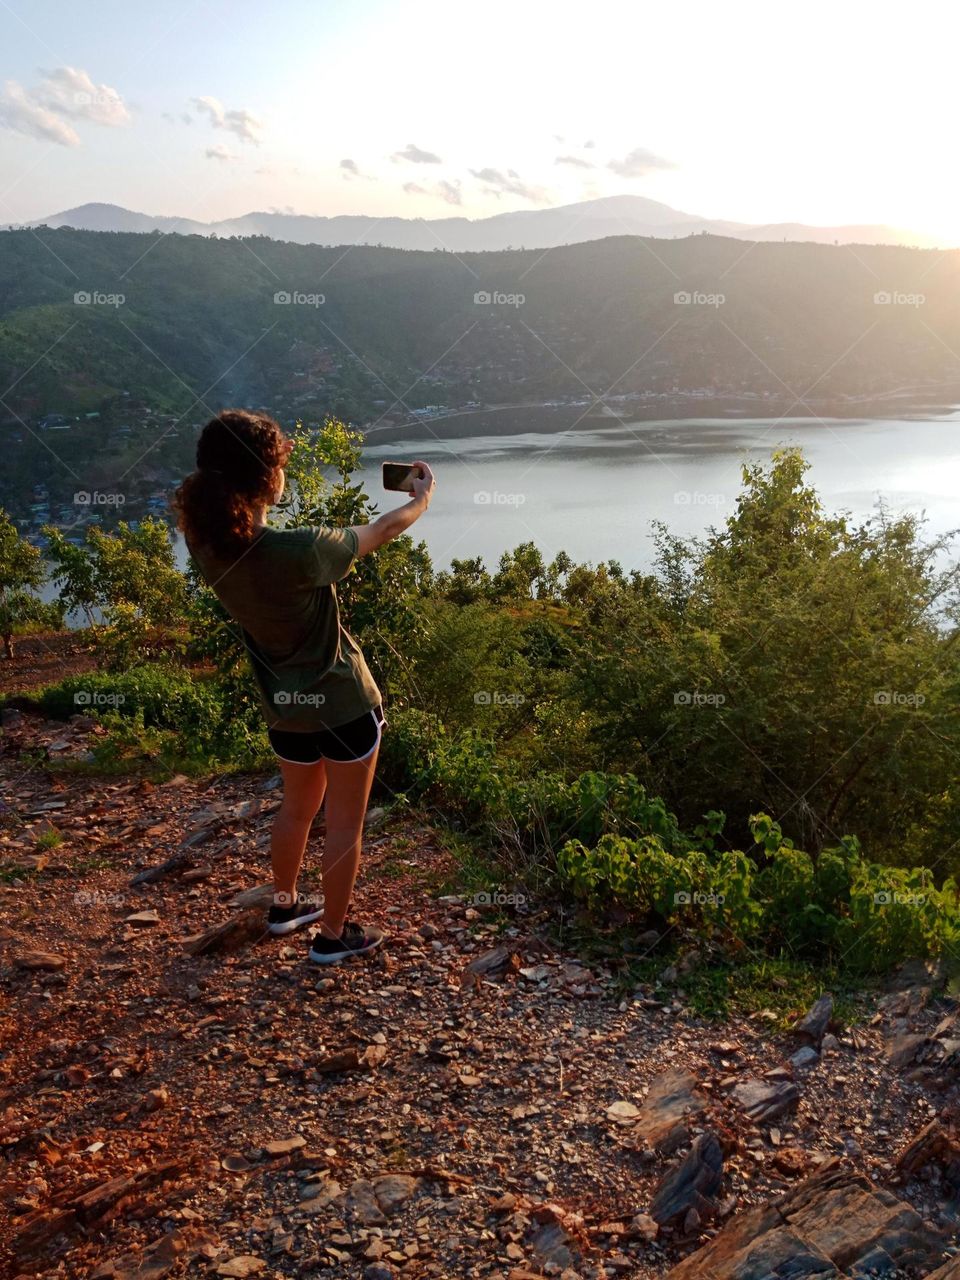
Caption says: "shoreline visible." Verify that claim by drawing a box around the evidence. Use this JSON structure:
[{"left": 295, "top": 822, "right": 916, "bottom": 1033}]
[{"left": 360, "top": 393, "right": 960, "bottom": 445}]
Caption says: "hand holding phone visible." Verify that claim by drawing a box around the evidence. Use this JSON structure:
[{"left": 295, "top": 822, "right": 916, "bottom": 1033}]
[{"left": 382, "top": 461, "right": 435, "bottom": 506}]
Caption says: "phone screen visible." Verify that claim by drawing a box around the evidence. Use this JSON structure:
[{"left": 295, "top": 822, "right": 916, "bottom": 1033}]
[{"left": 382, "top": 462, "right": 421, "bottom": 492}]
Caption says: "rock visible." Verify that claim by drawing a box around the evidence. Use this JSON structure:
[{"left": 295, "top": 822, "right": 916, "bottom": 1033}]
[
  {"left": 650, "top": 1132, "right": 723, "bottom": 1226},
  {"left": 887, "top": 1031, "right": 930, "bottom": 1069},
  {"left": 628, "top": 1213, "right": 659, "bottom": 1241},
  {"left": 790, "top": 1046, "right": 820, "bottom": 1071},
  {"left": 732, "top": 1078, "right": 800, "bottom": 1123},
  {"left": 311, "top": 1045, "right": 387, "bottom": 1074},
  {"left": 927, "top": 1257, "right": 960, "bottom": 1279},
  {"left": 372, "top": 1174, "right": 419, "bottom": 1214},
  {"left": 14, "top": 951, "right": 66, "bottom": 972},
  {"left": 606, "top": 1100, "right": 640, "bottom": 1123},
  {"left": 460, "top": 945, "right": 518, "bottom": 987},
  {"left": 182, "top": 907, "right": 265, "bottom": 956},
  {"left": 143, "top": 1087, "right": 169, "bottom": 1112},
  {"left": 771, "top": 1147, "right": 810, "bottom": 1178},
  {"left": 630, "top": 1069, "right": 707, "bottom": 1155},
  {"left": 123, "top": 910, "right": 160, "bottom": 927},
  {"left": 216, "top": 1258, "right": 266, "bottom": 1278},
  {"left": 529, "top": 1220, "right": 575, "bottom": 1269},
  {"left": 820, "top": 1033, "right": 840, "bottom": 1052},
  {"left": 418, "top": 922, "right": 439, "bottom": 941},
  {"left": 226, "top": 883, "right": 277, "bottom": 909},
  {"left": 342, "top": 1179, "right": 387, "bottom": 1226},
  {"left": 221, "top": 1154, "right": 252, "bottom": 1173},
  {"left": 263, "top": 1135, "right": 306, "bottom": 1156},
  {"left": 363, "top": 1266, "right": 396, "bottom": 1280},
  {"left": 91, "top": 1226, "right": 220, "bottom": 1279},
  {"left": 665, "top": 1158, "right": 942, "bottom": 1278},
  {"left": 895, "top": 1120, "right": 960, "bottom": 1186},
  {"left": 299, "top": 1179, "right": 343, "bottom": 1214},
  {"left": 793, "top": 994, "right": 833, "bottom": 1049},
  {"left": 888, "top": 956, "right": 944, "bottom": 993}
]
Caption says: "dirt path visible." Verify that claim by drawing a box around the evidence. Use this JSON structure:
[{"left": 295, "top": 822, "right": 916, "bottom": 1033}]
[{"left": 2, "top": 707, "right": 960, "bottom": 1279}]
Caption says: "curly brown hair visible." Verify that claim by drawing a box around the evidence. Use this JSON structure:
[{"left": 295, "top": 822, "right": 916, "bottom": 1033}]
[{"left": 174, "top": 409, "right": 293, "bottom": 559}]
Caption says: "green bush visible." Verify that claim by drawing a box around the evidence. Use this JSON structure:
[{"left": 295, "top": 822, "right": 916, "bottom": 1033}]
[
  {"left": 30, "top": 665, "right": 268, "bottom": 766},
  {"left": 555, "top": 811, "right": 960, "bottom": 976}
]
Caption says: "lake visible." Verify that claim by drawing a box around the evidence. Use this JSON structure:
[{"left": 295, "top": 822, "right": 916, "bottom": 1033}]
[
  {"left": 137, "top": 408, "right": 960, "bottom": 581},
  {"left": 350, "top": 409, "right": 960, "bottom": 571}
]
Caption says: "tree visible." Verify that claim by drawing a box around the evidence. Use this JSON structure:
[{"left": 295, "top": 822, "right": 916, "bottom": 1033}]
[
  {"left": 44, "top": 518, "right": 188, "bottom": 667},
  {"left": 575, "top": 451, "right": 960, "bottom": 862},
  {"left": 0, "top": 509, "right": 63, "bottom": 658}
]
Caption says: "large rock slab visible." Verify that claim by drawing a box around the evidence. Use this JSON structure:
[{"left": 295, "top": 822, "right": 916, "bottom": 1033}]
[
  {"left": 666, "top": 1158, "right": 942, "bottom": 1278},
  {"left": 650, "top": 1132, "right": 723, "bottom": 1226},
  {"left": 732, "top": 1077, "right": 800, "bottom": 1123},
  {"left": 927, "top": 1257, "right": 960, "bottom": 1279},
  {"left": 793, "top": 994, "right": 833, "bottom": 1050},
  {"left": 631, "top": 1069, "right": 707, "bottom": 1155}
]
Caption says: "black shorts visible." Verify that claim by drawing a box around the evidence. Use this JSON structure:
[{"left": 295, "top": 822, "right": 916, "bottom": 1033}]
[{"left": 269, "top": 705, "right": 386, "bottom": 765}]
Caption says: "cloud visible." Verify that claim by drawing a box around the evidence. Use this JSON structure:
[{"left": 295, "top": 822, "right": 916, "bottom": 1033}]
[
  {"left": 436, "top": 179, "right": 462, "bottom": 206},
  {"left": 205, "top": 144, "right": 238, "bottom": 162},
  {"left": 341, "top": 157, "right": 375, "bottom": 182},
  {"left": 0, "top": 80, "right": 79, "bottom": 145},
  {"left": 193, "top": 95, "right": 262, "bottom": 144},
  {"left": 392, "top": 142, "right": 442, "bottom": 164},
  {"left": 402, "top": 178, "right": 462, "bottom": 206},
  {"left": 37, "top": 67, "right": 130, "bottom": 127},
  {"left": 555, "top": 154, "right": 594, "bottom": 169},
  {"left": 607, "top": 146, "right": 675, "bottom": 178},
  {"left": 0, "top": 67, "right": 129, "bottom": 146},
  {"left": 469, "top": 167, "right": 551, "bottom": 204}
]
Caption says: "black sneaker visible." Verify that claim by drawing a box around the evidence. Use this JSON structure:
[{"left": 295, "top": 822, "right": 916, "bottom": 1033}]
[
  {"left": 308, "top": 921, "right": 385, "bottom": 965},
  {"left": 267, "top": 895, "right": 324, "bottom": 936}
]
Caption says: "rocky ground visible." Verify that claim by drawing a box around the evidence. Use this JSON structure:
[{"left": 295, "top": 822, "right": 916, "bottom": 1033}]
[{"left": 3, "top": 706, "right": 960, "bottom": 1279}]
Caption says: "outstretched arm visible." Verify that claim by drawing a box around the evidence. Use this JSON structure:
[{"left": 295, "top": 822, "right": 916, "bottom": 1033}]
[{"left": 351, "top": 461, "right": 436, "bottom": 556}]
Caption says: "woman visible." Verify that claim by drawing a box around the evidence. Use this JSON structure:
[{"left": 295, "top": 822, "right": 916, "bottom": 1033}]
[{"left": 174, "top": 409, "right": 435, "bottom": 964}]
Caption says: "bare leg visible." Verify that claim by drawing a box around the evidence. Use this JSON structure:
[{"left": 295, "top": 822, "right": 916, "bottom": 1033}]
[
  {"left": 270, "top": 759, "right": 327, "bottom": 903},
  {"left": 318, "top": 743, "right": 380, "bottom": 938}
]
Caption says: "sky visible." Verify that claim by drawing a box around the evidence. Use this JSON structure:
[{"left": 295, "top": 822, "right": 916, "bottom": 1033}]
[{"left": 1, "top": 0, "right": 958, "bottom": 242}]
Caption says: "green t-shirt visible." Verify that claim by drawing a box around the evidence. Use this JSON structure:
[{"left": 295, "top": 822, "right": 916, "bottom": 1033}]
[{"left": 188, "top": 525, "right": 382, "bottom": 732}]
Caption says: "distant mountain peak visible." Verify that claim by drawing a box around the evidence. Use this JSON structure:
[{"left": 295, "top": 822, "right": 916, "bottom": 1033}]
[{"left": 11, "top": 197, "right": 940, "bottom": 251}]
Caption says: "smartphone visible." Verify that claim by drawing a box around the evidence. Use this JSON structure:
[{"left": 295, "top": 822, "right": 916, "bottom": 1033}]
[{"left": 382, "top": 461, "right": 423, "bottom": 492}]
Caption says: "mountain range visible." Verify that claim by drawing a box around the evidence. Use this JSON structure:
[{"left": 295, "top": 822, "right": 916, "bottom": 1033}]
[{"left": 10, "top": 195, "right": 940, "bottom": 253}]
